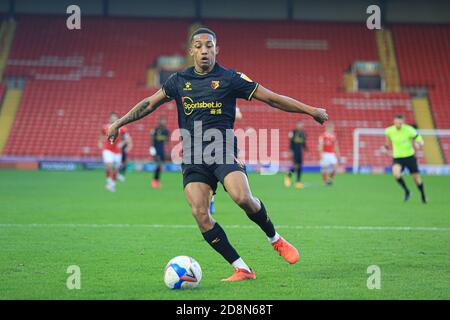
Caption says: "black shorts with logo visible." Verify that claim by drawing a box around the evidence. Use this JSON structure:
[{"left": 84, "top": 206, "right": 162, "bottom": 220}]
[
  {"left": 393, "top": 155, "right": 419, "bottom": 174},
  {"left": 182, "top": 160, "right": 247, "bottom": 193}
]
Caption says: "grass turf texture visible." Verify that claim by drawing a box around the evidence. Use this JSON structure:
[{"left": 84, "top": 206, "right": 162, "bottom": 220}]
[{"left": 0, "top": 170, "right": 449, "bottom": 300}]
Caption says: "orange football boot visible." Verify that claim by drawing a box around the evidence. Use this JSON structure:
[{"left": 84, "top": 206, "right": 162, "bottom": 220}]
[
  {"left": 284, "top": 175, "right": 292, "bottom": 187},
  {"left": 295, "top": 182, "right": 304, "bottom": 189},
  {"left": 272, "top": 237, "right": 300, "bottom": 264},
  {"left": 221, "top": 268, "right": 256, "bottom": 282},
  {"left": 151, "top": 179, "right": 161, "bottom": 188}
]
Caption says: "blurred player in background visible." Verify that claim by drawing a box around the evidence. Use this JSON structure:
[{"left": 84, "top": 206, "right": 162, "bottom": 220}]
[
  {"left": 99, "top": 112, "right": 131, "bottom": 192},
  {"left": 319, "top": 123, "right": 340, "bottom": 186},
  {"left": 384, "top": 114, "right": 427, "bottom": 203},
  {"left": 118, "top": 128, "right": 133, "bottom": 182},
  {"left": 284, "top": 121, "right": 307, "bottom": 189},
  {"left": 209, "top": 106, "right": 243, "bottom": 214},
  {"left": 150, "top": 116, "right": 169, "bottom": 188}
]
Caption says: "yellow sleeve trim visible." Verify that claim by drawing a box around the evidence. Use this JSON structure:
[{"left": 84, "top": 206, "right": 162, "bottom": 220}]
[
  {"left": 248, "top": 83, "right": 259, "bottom": 101},
  {"left": 162, "top": 87, "right": 172, "bottom": 99}
]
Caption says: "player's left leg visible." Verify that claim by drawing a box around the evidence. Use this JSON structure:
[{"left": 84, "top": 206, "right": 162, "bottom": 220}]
[
  {"left": 184, "top": 180, "right": 255, "bottom": 281},
  {"left": 409, "top": 157, "right": 427, "bottom": 203},
  {"left": 223, "top": 171, "right": 299, "bottom": 264},
  {"left": 329, "top": 162, "right": 337, "bottom": 185},
  {"left": 118, "top": 150, "right": 127, "bottom": 182},
  {"left": 321, "top": 167, "right": 328, "bottom": 185},
  {"left": 109, "top": 152, "right": 122, "bottom": 191},
  {"left": 392, "top": 163, "right": 411, "bottom": 201}
]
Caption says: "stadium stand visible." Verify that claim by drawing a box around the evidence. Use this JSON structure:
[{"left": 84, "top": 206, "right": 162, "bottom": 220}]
[
  {"left": 392, "top": 24, "right": 450, "bottom": 162},
  {"left": 3, "top": 15, "right": 189, "bottom": 159},
  {"left": 0, "top": 16, "right": 432, "bottom": 167},
  {"left": 205, "top": 20, "right": 413, "bottom": 165}
]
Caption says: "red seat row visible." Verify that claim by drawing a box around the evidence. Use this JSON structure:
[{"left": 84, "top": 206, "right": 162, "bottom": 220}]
[{"left": 0, "top": 17, "right": 439, "bottom": 168}]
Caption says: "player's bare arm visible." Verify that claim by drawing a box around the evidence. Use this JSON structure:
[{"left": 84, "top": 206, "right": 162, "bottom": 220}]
[
  {"left": 252, "top": 85, "right": 328, "bottom": 124},
  {"left": 414, "top": 134, "right": 425, "bottom": 148},
  {"left": 384, "top": 136, "right": 391, "bottom": 155},
  {"left": 318, "top": 136, "right": 324, "bottom": 154},
  {"left": 98, "top": 134, "right": 104, "bottom": 149},
  {"left": 335, "top": 140, "right": 341, "bottom": 158},
  {"left": 108, "top": 89, "right": 170, "bottom": 142}
]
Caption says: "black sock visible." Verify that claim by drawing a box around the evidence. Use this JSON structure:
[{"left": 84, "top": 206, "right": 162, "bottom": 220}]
[
  {"left": 287, "top": 167, "right": 294, "bottom": 178},
  {"left": 246, "top": 201, "right": 276, "bottom": 238},
  {"left": 296, "top": 166, "right": 302, "bottom": 182},
  {"left": 417, "top": 183, "right": 426, "bottom": 197},
  {"left": 119, "top": 164, "right": 126, "bottom": 175},
  {"left": 154, "top": 165, "right": 161, "bottom": 181},
  {"left": 396, "top": 177, "right": 409, "bottom": 193},
  {"left": 202, "top": 223, "right": 240, "bottom": 264}
]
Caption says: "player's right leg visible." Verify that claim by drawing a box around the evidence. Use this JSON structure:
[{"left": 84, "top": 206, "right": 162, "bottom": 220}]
[
  {"left": 320, "top": 154, "right": 328, "bottom": 185},
  {"left": 329, "top": 162, "right": 337, "bottom": 185},
  {"left": 184, "top": 179, "right": 255, "bottom": 281},
  {"left": 392, "top": 163, "right": 410, "bottom": 201},
  {"left": 284, "top": 164, "right": 294, "bottom": 187},
  {"left": 102, "top": 150, "right": 116, "bottom": 192},
  {"left": 151, "top": 155, "right": 162, "bottom": 188}
]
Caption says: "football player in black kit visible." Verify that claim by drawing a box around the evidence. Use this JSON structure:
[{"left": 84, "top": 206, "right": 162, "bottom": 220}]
[
  {"left": 284, "top": 121, "right": 307, "bottom": 189},
  {"left": 150, "top": 116, "right": 169, "bottom": 188},
  {"left": 108, "top": 28, "right": 328, "bottom": 282}
]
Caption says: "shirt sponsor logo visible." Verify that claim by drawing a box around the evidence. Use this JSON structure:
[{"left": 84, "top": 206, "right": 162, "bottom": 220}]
[{"left": 182, "top": 96, "right": 223, "bottom": 115}]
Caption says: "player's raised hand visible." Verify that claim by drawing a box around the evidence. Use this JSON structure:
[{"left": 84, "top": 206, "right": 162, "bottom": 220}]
[
  {"left": 107, "top": 123, "right": 119, "bottom": 144},
  {"left": 312, "top": 108, "right": 328, "bottom": 124}
]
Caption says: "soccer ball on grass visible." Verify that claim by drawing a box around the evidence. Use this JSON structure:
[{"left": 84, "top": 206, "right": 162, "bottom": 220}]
[{"left": 163, "top": 256, "right": 202, "bottom": 289}]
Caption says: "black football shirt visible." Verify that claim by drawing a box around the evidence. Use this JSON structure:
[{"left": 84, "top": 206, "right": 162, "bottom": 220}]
[
  {"left": 290, "top": 129, "right": 306, "bottom": 154},
  {"left": 162, "top": 63, "right": 258, "bottom": 163}
]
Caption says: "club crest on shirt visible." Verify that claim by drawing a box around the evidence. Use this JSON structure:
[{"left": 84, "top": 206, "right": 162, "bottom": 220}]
[{"left": 211, "top": 80, "right": 220, "bottom": 90}]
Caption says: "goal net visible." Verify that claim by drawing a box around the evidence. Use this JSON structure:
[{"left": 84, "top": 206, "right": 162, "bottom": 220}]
[{"left": 353, "top": 128, "right": 450, "bottom": 175}]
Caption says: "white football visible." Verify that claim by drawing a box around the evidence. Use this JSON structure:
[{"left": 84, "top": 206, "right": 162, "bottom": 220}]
[{"left": 163, "top": 256, "right": 202, "bottom": 289}]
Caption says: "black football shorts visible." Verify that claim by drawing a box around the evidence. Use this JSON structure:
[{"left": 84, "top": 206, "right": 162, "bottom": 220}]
[
  {"left": 182, "top": 160, "right": 247, "bottom": 193},
  {"left": 393, "top": 155, "right": 419, "bottom": 174}
]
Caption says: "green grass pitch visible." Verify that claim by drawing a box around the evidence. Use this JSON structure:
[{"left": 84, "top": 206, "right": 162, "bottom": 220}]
[{"left": 0, "top": 169, "right": 449, "bottom": 299}]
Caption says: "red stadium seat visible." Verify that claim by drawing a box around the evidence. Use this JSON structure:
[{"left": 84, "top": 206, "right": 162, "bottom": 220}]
[{"left": 0, "top": 17, "right": 435, "bottom": 167}]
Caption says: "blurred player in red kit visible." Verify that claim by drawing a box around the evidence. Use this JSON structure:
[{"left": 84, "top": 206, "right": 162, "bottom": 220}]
[
  {"left": 318, "top": 123, "right": 340, "bottom": 186},
  {"left": 98, "top": 112, "right": 132, "bottom": 192}
]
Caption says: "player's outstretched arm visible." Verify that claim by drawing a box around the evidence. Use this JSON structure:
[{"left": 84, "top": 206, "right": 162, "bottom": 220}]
[
  {"left": 252, "top": 85, "right": 328, "bottom": 124},
  {"left": 108, "top": 89, "right": 170, "bottom": 143}
]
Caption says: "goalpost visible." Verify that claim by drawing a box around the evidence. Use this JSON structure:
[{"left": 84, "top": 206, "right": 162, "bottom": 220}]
[{"left": 353, "top": 128, "right": 450, "bottom": 174}]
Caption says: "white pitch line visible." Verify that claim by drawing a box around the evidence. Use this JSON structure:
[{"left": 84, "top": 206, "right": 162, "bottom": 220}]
[{"left": 0, "top": 224, "right": 449, "bottom": 232}]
